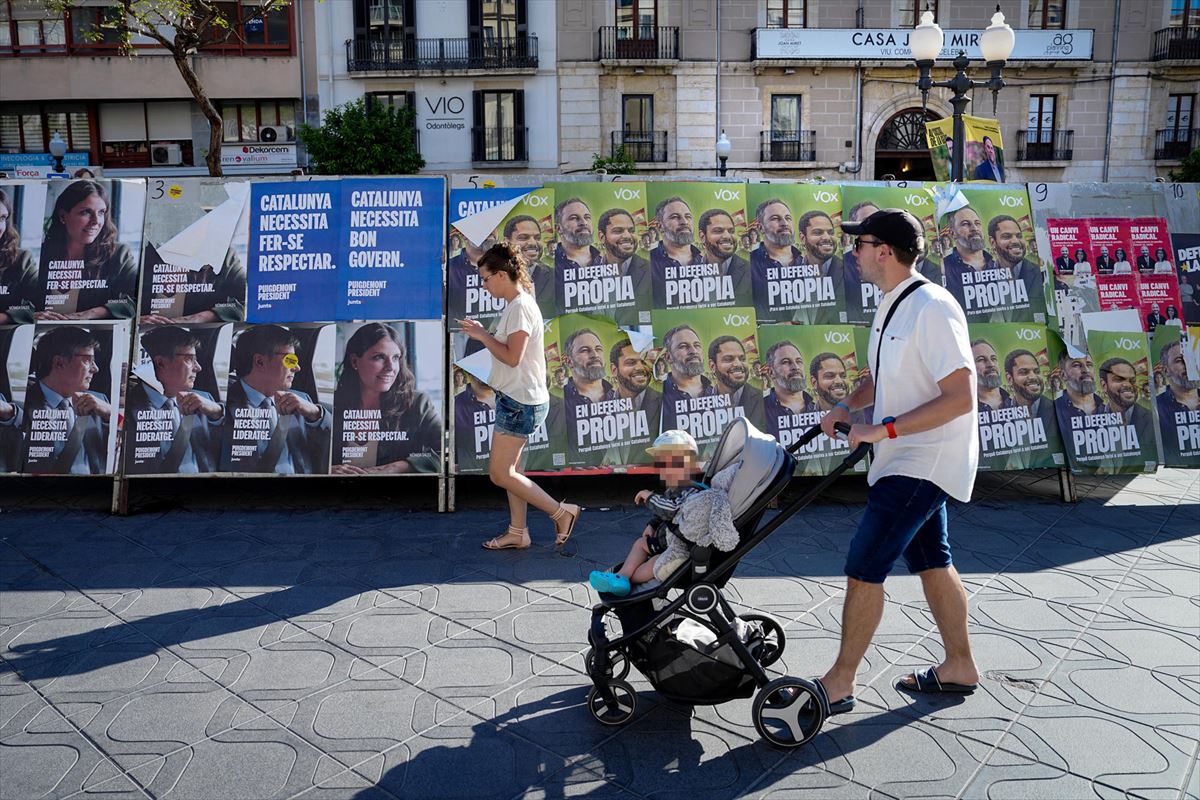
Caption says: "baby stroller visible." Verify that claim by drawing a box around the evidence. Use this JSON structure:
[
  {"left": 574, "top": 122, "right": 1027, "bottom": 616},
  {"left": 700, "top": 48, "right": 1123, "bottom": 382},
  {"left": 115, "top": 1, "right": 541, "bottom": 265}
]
[{"left": 585, "top": 417, "right": 869, "bottom": 748}]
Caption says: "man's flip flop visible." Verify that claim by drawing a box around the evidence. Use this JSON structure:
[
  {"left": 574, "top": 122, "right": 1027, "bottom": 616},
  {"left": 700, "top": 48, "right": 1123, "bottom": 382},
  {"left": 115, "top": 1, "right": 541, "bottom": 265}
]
[
  {"left": 812, "top": 677, "right": 856, "bottom": 716},
  {"left": 896, "top": 666, "right": 977, "bottom": 695}
]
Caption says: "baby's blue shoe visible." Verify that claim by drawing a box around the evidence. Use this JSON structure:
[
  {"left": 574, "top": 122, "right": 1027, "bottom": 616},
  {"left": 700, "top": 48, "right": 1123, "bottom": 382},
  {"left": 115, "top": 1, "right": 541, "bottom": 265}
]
[{"left": 589, "top": 571, "right": 631, "bottom": 596}]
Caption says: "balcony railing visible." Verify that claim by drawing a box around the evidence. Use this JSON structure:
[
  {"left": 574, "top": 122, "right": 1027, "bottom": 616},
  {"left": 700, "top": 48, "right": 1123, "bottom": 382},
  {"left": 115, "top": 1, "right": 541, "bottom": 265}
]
[
  {"left": 611, "top": 131, "right": 669, "bottom": 163},
  {"left": 472, "top": 126, "right": 528, "bottom": 162},
  {"left": 1155, "top": 128, "right": 1198, "bottom": 160},
  {"left": 346, "top": 35, "right": 538, "bottom": 72},
  {"left": 597, "top": 26, "right": 679, "bottom": 60},
  {"left": 1016, "top": 129, "right": 1074, "bottom": 161},
  {"left": 1151, "top": 27, "right": 1200, "bottom": 60},
  {"left": 760, "top": 130, "right": 816, "bottom": 162}
]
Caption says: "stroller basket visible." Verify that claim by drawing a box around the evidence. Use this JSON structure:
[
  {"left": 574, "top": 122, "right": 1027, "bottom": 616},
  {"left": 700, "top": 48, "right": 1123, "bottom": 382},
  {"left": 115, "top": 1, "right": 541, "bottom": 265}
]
[{"left": 585, "top": 419, "right": 868, "bottom": 748}]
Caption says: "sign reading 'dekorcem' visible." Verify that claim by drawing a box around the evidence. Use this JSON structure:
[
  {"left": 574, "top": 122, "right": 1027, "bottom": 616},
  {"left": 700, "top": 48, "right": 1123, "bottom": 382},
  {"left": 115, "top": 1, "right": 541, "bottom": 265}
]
[{"left": 754, "top": 28, "right": 1093, "bottom": 61}]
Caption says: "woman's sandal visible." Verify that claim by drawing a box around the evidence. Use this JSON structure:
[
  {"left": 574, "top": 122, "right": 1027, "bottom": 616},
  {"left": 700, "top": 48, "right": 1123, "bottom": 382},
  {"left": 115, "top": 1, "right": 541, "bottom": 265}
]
[
  {"left": 482, "top": 526, "right": 531, "bottom": 550},
  {"left": 551, "top": 502, "right": 581, "bottom": 547}
]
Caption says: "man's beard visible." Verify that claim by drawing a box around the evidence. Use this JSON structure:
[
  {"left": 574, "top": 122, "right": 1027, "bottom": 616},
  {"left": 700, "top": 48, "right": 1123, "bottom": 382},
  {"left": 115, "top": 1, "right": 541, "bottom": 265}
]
[
  {"left": 1106, "top": 388, "right": 1136, "bottom": 411},
  {"left": 1001, "top": 242, "right": 1025, "bottom": 264},
  {"left": 607, "top": 237, "right": 636, "bottom": 261},
  {"left": 672, "top": 357, "right": 704, "bottom": 378},
  {"left": 764, "top": 229, "right": 794, "bottom": 248},
  {"left": 1012, "top": 377, "right": 1043, "bottom": 403},
  {"left": 979, "top": 373, "right": 1002, "bottom": 390},
  {"left": 1066, "top": 376, "right": 1096, "bottom": 395},
  {"left": 717, "top": 368, "right": 746, "bottom": 391},
  {"left": 774, "top": 373, "right": 805, "bottom": 394},
  {"left": 707, "top": 241, "right": 735, "bottom": 260},
  {"left": 560, "top": 229, "right": 593, "bottom": 248},
  {"left": 616, "top": 369, "right": 647, "bottom": 394},
  {"left": 816, "top": 382, "right": 847, "bottom": 406},
  {"left": 1169, "top": 371, "right": 1200, "bottom": 391},
  {"left": 573, "top": 362, "right": 605, "bottom": 383},
  {"left": 958, "top": 234, "right": 985, "bottom": 252},
  {"left": 662, "top": 227, "right": 694, "bottom": 247},
  {"left": 521, "top": 244, "right": 542, "bottom": 263}
]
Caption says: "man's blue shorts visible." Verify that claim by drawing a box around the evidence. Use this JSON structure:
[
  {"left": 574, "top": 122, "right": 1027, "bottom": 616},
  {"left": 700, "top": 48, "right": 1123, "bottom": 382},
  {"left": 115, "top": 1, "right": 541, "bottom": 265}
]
[{"left": 844, "top": 475, "right": 952, "bottom": 584}]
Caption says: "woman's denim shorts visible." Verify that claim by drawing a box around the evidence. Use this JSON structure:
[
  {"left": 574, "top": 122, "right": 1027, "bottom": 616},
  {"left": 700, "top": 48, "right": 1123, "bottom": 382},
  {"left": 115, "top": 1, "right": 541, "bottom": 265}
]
[{"left": 494, "top": 392, "right": 549, "bottom": 439}]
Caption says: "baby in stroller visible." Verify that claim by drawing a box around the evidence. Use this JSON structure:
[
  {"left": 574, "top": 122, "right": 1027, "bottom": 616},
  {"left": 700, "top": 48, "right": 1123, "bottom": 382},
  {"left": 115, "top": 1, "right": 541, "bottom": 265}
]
[{"left": 588, "top": 429, "right": 708, "bottom": 597}]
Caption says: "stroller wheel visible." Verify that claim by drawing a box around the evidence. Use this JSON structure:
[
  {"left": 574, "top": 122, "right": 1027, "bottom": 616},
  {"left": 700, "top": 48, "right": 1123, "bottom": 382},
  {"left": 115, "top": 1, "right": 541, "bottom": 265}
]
[
  {"left": 584, "top": 647, "right": 631, "bottom": 681},
  {"left": 587, "top": 680, "right": 637, "bottom": 726},
  {"left": 752, "top": 676, "right": 826, "bottom": 748},
  {"left": 741, "top": 614, "right": 786, "bottom": 667}
]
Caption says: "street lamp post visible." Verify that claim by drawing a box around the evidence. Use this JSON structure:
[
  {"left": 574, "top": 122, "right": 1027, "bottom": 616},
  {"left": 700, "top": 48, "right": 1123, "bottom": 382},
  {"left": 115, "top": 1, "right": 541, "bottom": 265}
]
[
  {"left": 48, "top": 131, "right": 67, "bottom": 175},
  {"left": 715, "top": 131, "right": 732, "bottom": 177},
  {"left": 911, "top": 6, "right": 1015, "bottom": 182}
]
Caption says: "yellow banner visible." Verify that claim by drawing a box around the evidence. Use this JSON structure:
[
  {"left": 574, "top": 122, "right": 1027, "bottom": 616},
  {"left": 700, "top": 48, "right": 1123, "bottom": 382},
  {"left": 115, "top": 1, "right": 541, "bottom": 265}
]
[{"left": 926, "top": 115, "right": 1006, "bottom": 182}]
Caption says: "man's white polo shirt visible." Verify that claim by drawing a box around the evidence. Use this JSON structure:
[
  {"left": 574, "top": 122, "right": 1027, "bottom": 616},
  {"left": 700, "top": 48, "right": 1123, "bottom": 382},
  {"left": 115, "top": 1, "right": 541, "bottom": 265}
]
[{"left": 867, "top": 274, "right": 979, "bottom": 502}]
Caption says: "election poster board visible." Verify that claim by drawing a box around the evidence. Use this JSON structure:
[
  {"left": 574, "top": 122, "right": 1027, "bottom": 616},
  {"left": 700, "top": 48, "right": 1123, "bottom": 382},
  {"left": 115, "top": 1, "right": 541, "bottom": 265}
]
[
  {"left": 840, "top": 183, "right": 944, "bottom": 325},
  {"left": 19, "top": 320, "right": 128, "bottom": 475},
  {"left": 124, "top": 322, "right": 231, "bottom": 475},
  {"left": 332, "top": 321, "right": 444, "bottom": 475},
  {"left": 651, "top": 306, "right": 761, "bottom": 462},
  {"left": 1150, "top": 325, "right": 1200, "bottom": 467},
  {"left": 527, "top": 317, "right": 568, "bottom": 472},
  {"left": 1157, "top": 183, "right": 1200, "bottom": 324},
  {"left": 1, "top": 181, "right": 48, "bottom": 325},
  {"left": 558, "top": 313, "right": 659, "bottom": 468},
  {"left": 221, "top": 322, "right": 334, "bottom": 474},
  {"left": 756, "top": 323, "right": 868, "bottom": 476},
  {"left": 925, "top": 115, "right": 1006, "bottom": 183},
  {"left": 139, "top": 179, "right": 250, "bottom": 324},
  {"left": 969, "top": 323, "right": 1065, "bottom": 471},
  {"left": 746, "top": 183, "right": 847, "bottom": 325},
  {"left": 1129, "top": 217, "right": 1175, "bottom": 275},
  {"left": 1054, "top": 329, "right": 1158, "bottom": 474},
  {"left": 939, "top": 185, "right": 1047, "bottom": 324},
  {"left": 247, "top": 178, "right": 445, "bottom": 323},
  {"left": 546, "top": 183, "right": 652, "bottom": 328},
  {"left": 646, "top": 182, "right": 753, "bottom": 311},
  {"left": 38, "top": 179, "right": 146, "bottom": 320},
  {"left": 0, "top": 324, "right": 33, "bottom": 473}
]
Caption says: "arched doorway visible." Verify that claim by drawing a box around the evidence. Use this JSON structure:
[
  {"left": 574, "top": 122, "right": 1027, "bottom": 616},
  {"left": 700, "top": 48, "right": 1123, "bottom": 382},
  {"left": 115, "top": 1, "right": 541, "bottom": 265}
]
[{"left": 874, "top": 108, "right": 940, "bottom": 181}]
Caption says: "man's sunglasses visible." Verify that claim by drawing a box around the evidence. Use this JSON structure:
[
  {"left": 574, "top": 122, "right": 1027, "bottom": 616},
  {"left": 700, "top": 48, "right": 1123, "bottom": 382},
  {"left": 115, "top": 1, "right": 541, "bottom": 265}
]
[{"left": 854, "top": 237, "right": 885, "bottom": 252}]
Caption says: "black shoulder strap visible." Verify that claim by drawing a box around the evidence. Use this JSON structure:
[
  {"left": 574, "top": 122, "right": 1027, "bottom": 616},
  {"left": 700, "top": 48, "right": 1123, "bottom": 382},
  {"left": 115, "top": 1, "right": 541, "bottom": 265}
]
[{"left": 874, "top": 279, "right": 929, "bottom": 375}]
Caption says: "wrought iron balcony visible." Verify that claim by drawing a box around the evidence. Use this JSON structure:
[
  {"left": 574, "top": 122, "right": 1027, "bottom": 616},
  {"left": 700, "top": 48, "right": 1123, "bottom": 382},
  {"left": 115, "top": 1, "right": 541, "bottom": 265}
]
[
  {"left": 611, "top": 131, "right": 669, "bottom": 163},
  {"left": 1016, "top": 130, "right": 1074, "bottom": 161},
  {"left": 1155, "top": 128, "right": 1198, "bottom": 160},
  {"left": 472, "top": 126, "right": 528, "bottom": 162},
  {"left": 597, "top": 26, "right": 679, "bottom": 60},
  {"left": 1151, "top": 27, "right": 1200, "bottom": 60},
  {"left": 346, "top": 35, "right": 538, "bottom": 72},
  {"left": 759, "top": 130, "right": 816, "bottom": 162}
]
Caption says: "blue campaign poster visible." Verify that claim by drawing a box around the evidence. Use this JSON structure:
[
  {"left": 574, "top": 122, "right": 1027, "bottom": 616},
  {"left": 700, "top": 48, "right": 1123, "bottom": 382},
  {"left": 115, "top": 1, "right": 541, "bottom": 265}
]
[
  {"left": 339, "top": 177, "right": 445, "bottom": 320},
  {"left": 247, "top": 181, "right": 341, "bottom": 323}
]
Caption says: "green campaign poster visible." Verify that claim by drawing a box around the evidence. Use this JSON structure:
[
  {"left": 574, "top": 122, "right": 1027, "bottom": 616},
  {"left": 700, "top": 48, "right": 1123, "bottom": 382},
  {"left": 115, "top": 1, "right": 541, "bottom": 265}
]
[
  {"left": 746, "top": 184, "right": 847, "bottom": 325},
  {"left": 650, "top": 305, "right": 761, "bottom": 461},
  {"left": 756, "top": 323, "right": 869, "bottom": 476},
  {"left": 938, "top": 184, "right": 1048, "bottom": 324},
  {"left": 1054, "top": 328, "right": 1158, "bottom": 474},
  {"left": 645, "top": 182, "right": 752, "bottom": 311},
  {"left": 546, "top": 182, "right": 652, "bottom": 327},
  {"left": 526, "top": 316, "right": 568, "bottom": 472},
  {"left": 968, "top": 322, "right": 1065, "bottom": 471},
  {"left": 1149, "top": 325, "right": 1200, "bottom": 466},
  {"left": 557, "top": 313, "right": 660, "bottom": 468},
  {"left": 839, "top": 183, "right": 945, "bottom": 325}
]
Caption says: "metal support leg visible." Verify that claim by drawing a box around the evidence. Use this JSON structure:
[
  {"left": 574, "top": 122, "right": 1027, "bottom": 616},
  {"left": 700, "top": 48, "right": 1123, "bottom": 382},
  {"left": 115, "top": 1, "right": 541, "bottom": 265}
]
[
  {"left": 111, "top": 475, "right": 129, "bottom": 515},
  {"left": 1058, "top": 466, "right": 1078, "bottom": 504},
  {"left": 438, "top": 475, "right": 447, "bottom": 513},
  {"left": 447, "top": 473, "right": 456, "bottom": 512}
]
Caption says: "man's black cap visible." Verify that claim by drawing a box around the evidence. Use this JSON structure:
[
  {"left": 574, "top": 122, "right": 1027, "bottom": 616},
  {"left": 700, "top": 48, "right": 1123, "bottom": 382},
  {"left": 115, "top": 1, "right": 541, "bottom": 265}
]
[{"left": 841, "top": 208, "right": 925, "bottom": 255}]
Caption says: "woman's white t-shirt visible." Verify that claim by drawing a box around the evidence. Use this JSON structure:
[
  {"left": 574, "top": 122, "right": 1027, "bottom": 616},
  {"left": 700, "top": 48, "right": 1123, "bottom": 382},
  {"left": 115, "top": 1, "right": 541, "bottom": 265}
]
[
  {"left": 1154, "top": 260, "right": 1174, "bottom": 274},
  {"left": 489, "top": 289, "right": 550, "bottom": 406}
]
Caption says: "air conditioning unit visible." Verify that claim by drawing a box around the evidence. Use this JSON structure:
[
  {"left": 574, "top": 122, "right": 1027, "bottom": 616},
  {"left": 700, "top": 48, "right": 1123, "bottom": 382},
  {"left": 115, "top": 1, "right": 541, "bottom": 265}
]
[
  {"left": 258, "top": 125, "right": 294, "bottom": 143},
  {"left": 151, "top": 143, "right": 183, "bottom": 166}
]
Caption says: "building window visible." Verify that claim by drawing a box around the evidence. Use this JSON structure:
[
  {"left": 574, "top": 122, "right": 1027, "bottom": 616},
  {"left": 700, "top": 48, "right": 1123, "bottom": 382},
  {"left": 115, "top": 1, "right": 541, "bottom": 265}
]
[
  {"left": 1170, "top": 0, "right": 1198, "bottom": 28},
  {"left": 220, "top": 100, "right": 296, "bottom": 143},
  {"left": 616, "top": 0, "right": 657, "bottom": 32},
  {"left": 770, "top": 95, "right": 802, "bottom": 139},
  {"left": 766, "top": 0, "right": 805, "bottom": 28},
  {"left": 899, "top": 0, "right": 937, "bottom": 27},
  {"left": 97, "top": 101, "right": 195, "bottom": 169},
  {"left": 0, "top": 102, "right": 91, "bottom": 156},
  {"left": 1028, "top": 0, "right": 1065, "bottom": 29},
  {"left": 622, "top": 94, "right": 653, "bottom": 135},
  {"left": 355, "top": 0, "right": 413, "bottom": 43},
  {"left": 1167, "top": 94, "right": 1194, "bottom": 140},
  {"left": 1028, "top": 95, "right": 1057, "bottom": 143},
  {"left": 0, "top": 0, "right": 66, "bottom": 53},
  {"left": 472, "top": 89, "right": 525, "bottom": 161},
  {"left": 480, "top": 0, "right": 519, "bottom": 41},
  {"left": 366, "top": 91, "right": 415, "bottom": 111}
]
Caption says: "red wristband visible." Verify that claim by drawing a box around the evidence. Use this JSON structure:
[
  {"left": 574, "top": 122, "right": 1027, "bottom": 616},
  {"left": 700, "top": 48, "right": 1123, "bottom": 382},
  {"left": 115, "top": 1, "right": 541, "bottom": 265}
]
[{"left": 882, "top": 416, "right": 898, "bottom": 439}]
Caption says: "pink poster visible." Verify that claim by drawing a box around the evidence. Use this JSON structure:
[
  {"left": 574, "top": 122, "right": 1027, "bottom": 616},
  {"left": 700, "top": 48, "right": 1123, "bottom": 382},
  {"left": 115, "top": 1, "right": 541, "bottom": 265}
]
[
  {"left": 1047, "top": 218, "right": 1090, "bottom": 275},
  {"left": 1086, "top": 218, "right": 1129, "bottom": 275},
  {"left": 1137, "top": 272, "right": 1185, "bottom": 333},
  {"left": 1097, "top": 273, "right": 1139, "bottom": 310},
  {"left": 1127, "top": 217, "right": 1175, "bottom": 274}
]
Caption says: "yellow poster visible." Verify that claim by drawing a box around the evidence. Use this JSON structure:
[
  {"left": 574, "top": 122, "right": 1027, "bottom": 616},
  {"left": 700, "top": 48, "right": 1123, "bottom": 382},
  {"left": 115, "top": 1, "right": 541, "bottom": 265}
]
[{"left": 926, "top": 115, "right": 1006, "bottom": 183}]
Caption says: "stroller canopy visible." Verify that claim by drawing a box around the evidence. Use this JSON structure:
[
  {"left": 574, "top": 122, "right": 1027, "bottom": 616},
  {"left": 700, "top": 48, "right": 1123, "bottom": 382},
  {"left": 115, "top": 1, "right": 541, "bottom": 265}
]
[{"left": 704, "top": 418, "right": 789, "bottom": 520}]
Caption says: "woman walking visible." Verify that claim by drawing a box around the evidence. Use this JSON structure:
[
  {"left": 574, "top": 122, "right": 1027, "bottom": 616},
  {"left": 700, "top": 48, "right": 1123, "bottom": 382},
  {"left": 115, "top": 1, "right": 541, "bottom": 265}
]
[{"left": 458, "top": 242, "right": 581, "bottom": 550}]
